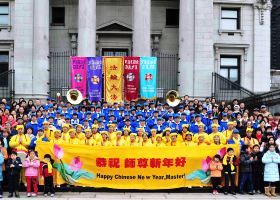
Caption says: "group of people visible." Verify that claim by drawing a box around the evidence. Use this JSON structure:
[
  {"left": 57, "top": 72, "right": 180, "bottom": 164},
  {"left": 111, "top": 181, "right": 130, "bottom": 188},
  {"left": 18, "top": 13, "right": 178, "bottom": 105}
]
[{"left": 0, "top": 96, "right": 279, "bottom": 197}]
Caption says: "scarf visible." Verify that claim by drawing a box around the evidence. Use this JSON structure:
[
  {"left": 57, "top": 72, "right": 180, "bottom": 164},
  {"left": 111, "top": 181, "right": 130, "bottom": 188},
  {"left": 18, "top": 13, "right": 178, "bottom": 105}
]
[
  {"left": 223, "top": 155, "right": 235, "bottom": 171},
  {"left": 45, "top": 160, "right": 52, "bottom": 173},
  {"left": 232, "top": 136, "right": 241, "bottom": 144}
]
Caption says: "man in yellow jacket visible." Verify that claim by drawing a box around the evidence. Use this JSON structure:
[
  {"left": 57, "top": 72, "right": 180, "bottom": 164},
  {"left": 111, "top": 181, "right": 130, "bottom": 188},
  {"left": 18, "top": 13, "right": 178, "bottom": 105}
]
[{"left": 9, "top": 125, "right": 31, "bottom": 153}]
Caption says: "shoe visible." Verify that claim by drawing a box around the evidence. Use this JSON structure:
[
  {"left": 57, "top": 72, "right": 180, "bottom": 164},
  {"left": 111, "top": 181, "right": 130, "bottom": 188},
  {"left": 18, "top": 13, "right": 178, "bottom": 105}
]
[
  {"left": 31, "top": 193, "right": 37, "bottom": 197},
  {"left": 213, "top": 190, "right": 216, "bottom": 195},
  {"left": 27, "top": 193, "right": 31, "bottom": 197},
  {"left": 270, "top": 187, "right": 277, "bottom": 197},
  {"left": 8, "top": 193, "right": 13, "bottom": 198},
  {"left": 15, "top": 191, "right": 20, "bottom": 198},
  {"left": 248, "top": 191, "right": 254, "bottom": 195},
  {"left": 44, "top": 194, "right": 48, "bottom": 197},
  {"left": 239, "top": 191, "right": 244, "bottom": 195},
  {"left": 0, "top": 195, "right": 2, "bottom": 198},
  {"left": 265, "top": 187, "right": 272, "bottom": 197},
  {"left": 216, "top": 191, "right": 219, "bottom": 195},
  {"left": 257, "top": 190, "right": 262, "bottom": 194},
  {"left": 231, "top": 192, "right": 236, "bottom": 195},
  {"left": 50, "top": 194, "right": 55, "bottom": 197},
  {"left": 224, "top": 192, "right": 228, "bottom": 195}
]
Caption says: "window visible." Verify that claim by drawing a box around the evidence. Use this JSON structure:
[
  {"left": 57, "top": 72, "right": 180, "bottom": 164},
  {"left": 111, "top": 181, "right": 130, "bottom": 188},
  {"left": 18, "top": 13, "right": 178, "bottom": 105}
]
[
  {"left": 52, "top": 7, "right": 65, "bottom": 26},
  {"left": 166, "top": 9, "right": 179, "bottom": 26},
  {"left": 102, "top": 49, "right": 129, "bottom": 56},
  {"left": 0, "top": 52, "right": 9, "bottom": 87},
  {"left": 0, "top": 3, "right": 9, "bottom": 26},
  {"left": 221, "top": 8, "right": 240, "bottom": 30},
  {"left": 220, "top": 56, "right": 240, "bottom": 84}
]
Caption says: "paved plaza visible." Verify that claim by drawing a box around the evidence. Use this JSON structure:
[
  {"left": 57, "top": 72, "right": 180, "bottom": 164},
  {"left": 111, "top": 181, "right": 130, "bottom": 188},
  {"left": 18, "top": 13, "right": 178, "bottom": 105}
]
[{"left": 4, "top": 192, "right": 274, "bottom": 199}]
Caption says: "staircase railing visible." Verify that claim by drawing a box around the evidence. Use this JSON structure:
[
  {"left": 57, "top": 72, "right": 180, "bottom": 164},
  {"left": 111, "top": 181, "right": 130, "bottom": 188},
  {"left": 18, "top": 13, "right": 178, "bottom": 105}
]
[{"left": 211, "top": 72, "right": 255, "bottom": 103}]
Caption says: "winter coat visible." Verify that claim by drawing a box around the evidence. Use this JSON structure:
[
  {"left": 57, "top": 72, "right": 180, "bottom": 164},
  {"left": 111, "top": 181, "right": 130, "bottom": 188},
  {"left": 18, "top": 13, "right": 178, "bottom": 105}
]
[
  {"left": 209, "top": 161, "right": 223, "bottom": 177},
  {"left": 239, "top": 152, "right": 253, "bottom": 173},
  {"left": 262, "top": 151, "right": 280, "bottom": 182},
  {"left": 23, "top": 157, "right": 40, "bottom": 177},
  {"left": 223, "top": 155, "right": 238, "bottom": 173},
  {"left": 6, "top": 157, "right": 22, "bottom": 177},
  {"left": 250, "top": 151, "right": 263, "bottom": 174}
]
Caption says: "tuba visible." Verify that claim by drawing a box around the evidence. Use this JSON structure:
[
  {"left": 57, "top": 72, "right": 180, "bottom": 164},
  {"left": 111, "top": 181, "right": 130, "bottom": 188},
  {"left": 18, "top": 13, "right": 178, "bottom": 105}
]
[
  {"left": 166, "top": 90, "right": 181, "bottom": 107},
  {"left": 66, "top": 89, "right": 83, "bottom": 105}
]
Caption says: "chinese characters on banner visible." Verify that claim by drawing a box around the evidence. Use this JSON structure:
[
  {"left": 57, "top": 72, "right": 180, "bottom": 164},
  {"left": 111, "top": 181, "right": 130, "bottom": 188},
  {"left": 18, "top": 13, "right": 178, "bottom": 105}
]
[
  {"left": 104, "top": 57, "right": 124, "bottom": 103},
  {"left": 140, "top": 57, "right": 157, "bottom": 99},
  {"left": 124, "top": 57, "right": 140, "bottom": 101},
  {"left": 70, "top": 57, "right": 87, "bottom": 97},
  {"left": 87, "top": 57, "right": 102, "bottom": 102},
  {"left": 36, "top": 142, "right": 240, "bottom": 189}
]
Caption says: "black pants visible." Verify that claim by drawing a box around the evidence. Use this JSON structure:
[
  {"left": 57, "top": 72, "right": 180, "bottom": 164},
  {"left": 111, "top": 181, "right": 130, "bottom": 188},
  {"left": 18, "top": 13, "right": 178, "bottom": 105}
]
[
  {"left": 239, "top": 172, "right": 253, "bottom": 192},
  {"left": 44, "top": 176, "right": 55, "bottom": 194},
  {"left": 8, "top": 175, "right": 19, "bottom": 194},
  {"left": 211, "top": 177, "right": 221, "bottom": 191},
  {"left": 264, "top": 181, "right": 276, "bottom": 187},
  {"left": 224, "top": 173, "right": 235, "bottom": 192},
  {"left": 0, "top": 181, "right": 2, "bottom": 195},
  {"left": 252, "top": 172, "right": 262, "bottom": 191}
]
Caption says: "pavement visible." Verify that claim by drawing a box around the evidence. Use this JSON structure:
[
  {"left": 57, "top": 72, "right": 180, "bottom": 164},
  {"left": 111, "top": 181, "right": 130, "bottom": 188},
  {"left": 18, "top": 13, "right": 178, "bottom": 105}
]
[{"left": 3, "top": 192, "right": 275, "bottom": 199}]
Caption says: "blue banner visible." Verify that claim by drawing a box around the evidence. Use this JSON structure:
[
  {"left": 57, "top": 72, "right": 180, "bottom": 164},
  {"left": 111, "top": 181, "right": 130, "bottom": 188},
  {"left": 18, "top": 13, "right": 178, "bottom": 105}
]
[
  {"left": 87, "top": 57, "right": 103, "bottom": 102},
  {"left": 140, "top": 57, "right": 157, "bottom": 99}
]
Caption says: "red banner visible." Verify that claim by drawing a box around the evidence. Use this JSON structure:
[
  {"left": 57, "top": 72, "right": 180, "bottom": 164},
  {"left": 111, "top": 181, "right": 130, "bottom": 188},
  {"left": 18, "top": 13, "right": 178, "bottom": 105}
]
[{"left": 124, "top": 57, "right": 140, "bottom": 101}]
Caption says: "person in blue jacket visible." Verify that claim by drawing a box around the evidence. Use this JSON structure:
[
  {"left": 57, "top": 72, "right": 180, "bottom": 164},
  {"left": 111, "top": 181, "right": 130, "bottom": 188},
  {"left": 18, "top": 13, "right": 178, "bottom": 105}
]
[
  {"left": 152, "top": 117, "right": 166, "bottom": 134},
  {"left": 25, "top": 114, "right": 39, "bottom": 136},
  {"left": 0, "top": 151, "right": 4, "bottom": 198}
]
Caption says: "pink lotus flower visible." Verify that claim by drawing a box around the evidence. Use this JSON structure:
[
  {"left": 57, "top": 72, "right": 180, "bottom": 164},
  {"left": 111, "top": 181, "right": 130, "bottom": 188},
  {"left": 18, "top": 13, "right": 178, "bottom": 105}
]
[
  {"left": 53, "top": 144, "right": 64, "bottom": 159},
  {"left": 217, "top": 147, "right": 227, "bottom": 158},
  {"left": 206, "top": 156, "right": 212, "bottom": 164},
  {"left": 69, "top": 157, "right": 83, "bottom": 172},
  {"left": 201, "top": 159, "right": 209, "bottom": 172}
]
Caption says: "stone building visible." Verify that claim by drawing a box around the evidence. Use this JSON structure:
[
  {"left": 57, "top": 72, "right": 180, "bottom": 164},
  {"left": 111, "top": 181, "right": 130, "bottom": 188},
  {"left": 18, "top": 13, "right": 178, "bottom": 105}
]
[{"left": 0, "top": 0, "right": 273, "bottom": 101}]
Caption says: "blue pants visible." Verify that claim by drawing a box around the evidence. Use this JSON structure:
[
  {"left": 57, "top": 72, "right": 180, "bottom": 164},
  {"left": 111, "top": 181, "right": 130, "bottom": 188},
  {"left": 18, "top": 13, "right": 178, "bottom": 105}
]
[{"left": 239, "top": 172, "right": 253, "bottom": 192}]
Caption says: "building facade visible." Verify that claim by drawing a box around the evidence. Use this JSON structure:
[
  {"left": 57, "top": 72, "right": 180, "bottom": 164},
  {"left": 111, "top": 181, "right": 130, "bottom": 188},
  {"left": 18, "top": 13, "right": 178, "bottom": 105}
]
[{"left": 0, "top": 0, "right": 273, "bottom": 100}]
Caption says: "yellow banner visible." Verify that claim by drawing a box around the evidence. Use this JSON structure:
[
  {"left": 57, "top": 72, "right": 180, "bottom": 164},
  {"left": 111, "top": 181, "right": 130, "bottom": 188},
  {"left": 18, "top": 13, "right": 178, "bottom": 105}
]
[
  {"left": 104, "top": 57, "right": 124, "bottom": 103},
  {"left": 36, "top": 142, "right": 239, "bottom": 190}
]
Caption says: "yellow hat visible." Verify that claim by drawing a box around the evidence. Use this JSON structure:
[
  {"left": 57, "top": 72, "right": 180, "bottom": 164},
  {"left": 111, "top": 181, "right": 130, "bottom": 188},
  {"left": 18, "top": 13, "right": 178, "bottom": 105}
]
[
  {"left": 163, "top": 127, "right": 171, "bottom": 132},
  {"left": 16, "top": 125, "right": 24, "bottom": 131},
  {"left": 68, "top": 128, "right": 76, "bottom": 133},
  {"left": 43, "top": 121, "right": 50, "bottom": 125},
  {"left": 151, "top": 129, "right": 157, "bottom": 132},
  {"left": 92, "top": 124, "right": 98, "bottom": 129},
  {"left": 170, "top": 132, "right": 178, "bottom": 137},
  {"left": 137, "top": 128, "right": 145, "bottom": 132},
  {"left": 198, "top": 135, "right": 205, "bottom": 138},
  {"left": 76, "top": 124, "right": 83, "bottom": 128},
  {"left": 107, "top": 124, "right": 115, "bottom": 127},
  {"left": 211, "top": 124, "right": 220, "bottom": 128},
  {"left": 246, "top": 128, "right": 253, "bottom": 133},
  {"left": 84, "top": 129, "right": 91, "bottom": 133},
  {"left": 182, "top": 124, "right": 189, "bottom": 128},
  {"left": 227, "top": 121, "right": 234, "bottom": 125},
  {"left": 185, "top": 132, "right": 193, "bottom": 136},
  {"left": 54, "top": 130, "right": 61, "bottom": 134},
  {"left": 100, "top": 131, "right": 108, "bottom": 136},
  {"left": 156, "top": 134, "right": 162, "bottom": 138},
  {"left": 62, "top": 124, "right": 69, "bottom": 128},
  {"left": 130, "top": 133, "right": 137, "bottom": 137},
  {"left": 116, "top": 131, "right": 122, "bottom": 135},
  {"left": 123, "top": 127, "right": 131, "bottom": 131}
]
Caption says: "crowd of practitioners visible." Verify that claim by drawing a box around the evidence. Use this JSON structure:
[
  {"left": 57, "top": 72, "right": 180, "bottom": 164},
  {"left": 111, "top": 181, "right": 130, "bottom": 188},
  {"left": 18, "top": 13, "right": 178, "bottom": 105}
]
[{"left": 0, "top": 96, "right": 279, "bottom": 197}]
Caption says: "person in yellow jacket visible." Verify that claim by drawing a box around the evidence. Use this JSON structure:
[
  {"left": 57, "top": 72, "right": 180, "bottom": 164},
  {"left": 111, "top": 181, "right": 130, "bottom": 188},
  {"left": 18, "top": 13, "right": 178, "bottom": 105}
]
[
  {"left": 197, "top": 135, "right": 209, "bottom": 146},
  {"left": 43, "top": 121, "right": 54, "bottom": 140},
  {"left": 183, "top": 132, "right": 196, "bottom": 146},
  {"left": 142, "top": 132, "right": 153, "bottom": 147},
  {"left": 178, "top": 124, "right": 189, "bottom": 142},
  {"left": 129, "top": 133, "right": 139, "bottom": 147},
  {"left": 10, "top": 125, "right": 31, "bottom": 153},
  {"left": 66, "top": 129, "right": 80, "bottom": 145},
  {"left": 81, "top": 129, "right": 96, "bottom": 146},
  {"left": 121, "top": 128, "right": 131, "bottom": 144},
  {"left": 61, "top": 123, "right": 70, "bottom": 140},
  {"left": 136, "top": 128, "right": 144, "bottom": 143},
  {"left": 150, "top": 129, "right": 157, "bottom": 144},
  {"left": 98, "top": 131, "right": 112, "bottom": 146},
  {"left": 50, "top": 130, "right": 65, "bottom": 144},
  {"left": 91, "top": 124, "right": 102, "bottom": 143},
  {"left": 241, "top": 128, "right": 259, "bottom": 147},
  {"left": 162, "top": 127, "right": 171, "bottom": 146},
  {"left": 223, "top": 121, "right": 235, "bottom": 141},
  {"left": 170, "top": 132, "right": 183, "bottom": 146},
  {"left": 155, "top": 134, "right": 165, "bottom": 147},
  {"left": 209, "top": 124, "right": 226, "bottom": 145},
  {"left": 76, "top": 124, "right": 85, "bottom": 141},
  {"left": 193, "top": 124, "right": 210, "bottom": 144},
  {"left": 211, "top": 135, "right": 223, "bottom": 146},
  {"left": 113, "top": 131, "right": 126, "bottom": 146},
  {"left": 107, "top": 124, "right": 116, "bottom": 142}
]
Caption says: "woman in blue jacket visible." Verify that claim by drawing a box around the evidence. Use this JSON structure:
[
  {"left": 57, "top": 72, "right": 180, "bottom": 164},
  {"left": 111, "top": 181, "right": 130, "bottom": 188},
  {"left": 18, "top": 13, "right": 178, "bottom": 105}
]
[{"left": 262, "top": 144, "right": 280, "bottom": 197}]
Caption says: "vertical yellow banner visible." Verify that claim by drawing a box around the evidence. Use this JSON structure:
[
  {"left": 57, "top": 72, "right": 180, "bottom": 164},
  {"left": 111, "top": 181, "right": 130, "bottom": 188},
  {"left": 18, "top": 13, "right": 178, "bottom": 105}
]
[{"left": 104, "top": 57, "right": 124, "bottom": 103}]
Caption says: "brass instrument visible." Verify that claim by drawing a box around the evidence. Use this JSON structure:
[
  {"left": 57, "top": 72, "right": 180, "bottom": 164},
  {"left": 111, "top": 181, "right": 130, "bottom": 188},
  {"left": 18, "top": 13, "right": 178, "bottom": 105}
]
[
  {"left": 66, "top": 89, "right": 83, "bottom": 105},
  {"left": 166, "top": 90, "right": 181, "bottom": 107}
]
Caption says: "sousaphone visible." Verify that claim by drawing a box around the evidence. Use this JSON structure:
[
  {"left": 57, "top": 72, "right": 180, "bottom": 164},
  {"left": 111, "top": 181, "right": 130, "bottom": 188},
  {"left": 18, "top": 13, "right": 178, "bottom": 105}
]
[
  {"left": 66, "top": 89, "right": 83, "bottom": 105},
  {"left": 166, "top": 90, "right": 181, "bottom": 107}
]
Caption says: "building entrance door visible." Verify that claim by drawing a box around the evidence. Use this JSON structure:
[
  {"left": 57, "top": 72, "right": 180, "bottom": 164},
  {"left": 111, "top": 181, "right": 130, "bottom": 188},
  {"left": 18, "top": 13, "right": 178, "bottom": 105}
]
[{"left": 102, "top": 48, "right": 129, "bottom": 56}]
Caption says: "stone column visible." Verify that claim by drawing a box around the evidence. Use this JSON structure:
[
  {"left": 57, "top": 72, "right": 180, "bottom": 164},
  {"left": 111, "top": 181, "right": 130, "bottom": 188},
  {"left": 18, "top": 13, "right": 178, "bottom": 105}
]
[
  {"left": 33, "top": 0, "right": 49, "bottom": 99},
  {"left": 14, "top": 0, "right": 34, "bottom": 98},
  {"left": 78, "top": 0, "right": 96, "bottom": 56},
  {"left": 178, "top": 0, "right": 195, "bottom": 96},
  {"left": 133, "top": 0, "right": 151, "bottom": 56}
]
